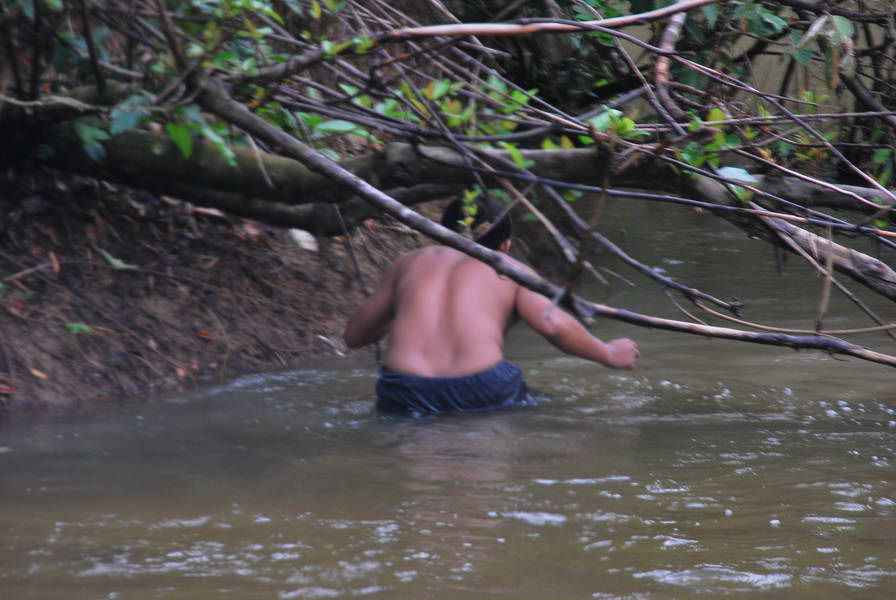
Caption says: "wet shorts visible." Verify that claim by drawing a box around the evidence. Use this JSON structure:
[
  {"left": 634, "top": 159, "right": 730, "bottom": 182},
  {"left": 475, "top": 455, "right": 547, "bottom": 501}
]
[{"left": 376, "top": 360, "right": 530, "bottom": 415}]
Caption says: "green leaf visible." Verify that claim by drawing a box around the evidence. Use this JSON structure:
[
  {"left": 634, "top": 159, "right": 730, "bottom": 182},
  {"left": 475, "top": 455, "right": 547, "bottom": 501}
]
[
  {"left": 616, "top": 117, "right": 636, "bottom": 135},
  {"left": 258, "top": 5, "right": 285, "bottom": 25},
  {"left": 788, "top": 29, "right": 815, "bottom": 64},
  {"left": 299, "top": 111, "right": 324, "bottom": 129},
  {"left": 109, "top": 93, "right": 150, "bottom": 135},
  {"left": 73, "top": 120, "right": 109, "bottom": 162},
  {"left": 179, "top": 103, "right": 204, "bottom": 123},
  {"left": 760, "top": 12, "right": 787, "bottom": 35},
  {"left": 316, "top": 119, "right": 359, "bottom": 133},
  {"left": 729, "top": 184, "right": 753, "bottom": 203},
  {"left": 17, "top": 0, "right": 35, "bottom": 21},
  {"left": 589, "top": 107, "right": 622, "bottom": 132},
  {"left": 353, "top": 36, "right": 375, "bottom": 54},
  {"left": 498, "top": 142, "right": 535, "bottom": 170},
  {"left": 831, "top": 16, "right": 854, "bottom": 40},
  {"left": 42, "top": 0, "right": 62, "bottom": 11},
  {"left": 321, "top": 0, "right": 346, "bottom": 13},
  {"left": 213, "top": 50, "right": 238, "bottom": 66},
  {"left": 431, "top": 79, "right": 452, "bottom": 101},
  {"left": 776, "top": 141, "right": 794, "bottom": 158},
  {"left": 680, "top": 141, "right": 706, "bottom": 167},
  {"left": 318, "top": 148, "right": 340, "bottom": 161},
  {"left": 98, "top": 248, "right": 139, "bottom": 271},
  {"left": 717, "top": 166, "right": 759, "bottom": 184},
  {"left": 199, "top": 125, "right": 236, "bottom": 167},
  {"left": 702, "top": 3, "right": 718, "bottom": 29},
  {"left": 65, "top": 322, "right": 93, "bottom": 336},
  {"left": 879, "top": 164, "right": 893, "bottom": 187},
  {"left": 872, "top": 148, "right": 892, "bottom": 165},
  {"left": 165, "top": 123, "right": 193, "bottom": 158},
  {"left": 706, "top": 107, "right": 726, "bottom": 123},
  {"left": 875, "top": 219, "right": 888, "bottom": 229},
  {"left": 563, "top": 190, "right": 582, "bottom": 203}
]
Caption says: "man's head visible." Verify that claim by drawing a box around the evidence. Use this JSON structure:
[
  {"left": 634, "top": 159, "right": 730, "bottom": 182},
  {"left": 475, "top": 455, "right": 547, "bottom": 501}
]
[{"left": 441, "top": 195, "right": 513, "bottom": 251}]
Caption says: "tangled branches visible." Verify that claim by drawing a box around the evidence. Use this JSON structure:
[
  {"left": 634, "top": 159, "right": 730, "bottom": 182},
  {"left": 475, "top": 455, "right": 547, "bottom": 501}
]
[{"left": 3, "top": 0, "right": 896, "bottom": 367}]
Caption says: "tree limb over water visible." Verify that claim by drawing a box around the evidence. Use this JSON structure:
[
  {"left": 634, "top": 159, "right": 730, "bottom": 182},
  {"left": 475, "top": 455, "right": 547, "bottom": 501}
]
[{"left": 4, "top": 0, "right": 896, "bottom": 369}]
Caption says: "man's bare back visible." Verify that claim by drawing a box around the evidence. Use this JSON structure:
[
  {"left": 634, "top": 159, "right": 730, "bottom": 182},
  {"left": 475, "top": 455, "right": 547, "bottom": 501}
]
[
  {"left": 378, "top": 245, "right": 516, "bottom": 376},
  {"left": 344, "top": 244, "right": 639, "bottom": 377},
  {"left": 343, "top": 195, "right": 638, "bottom": 414}
]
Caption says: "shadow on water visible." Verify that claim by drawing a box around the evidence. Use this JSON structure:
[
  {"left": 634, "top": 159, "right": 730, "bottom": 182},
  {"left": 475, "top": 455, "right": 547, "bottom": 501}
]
[{"left": 2, "top": 202, "right": 896, "bottom": 599}]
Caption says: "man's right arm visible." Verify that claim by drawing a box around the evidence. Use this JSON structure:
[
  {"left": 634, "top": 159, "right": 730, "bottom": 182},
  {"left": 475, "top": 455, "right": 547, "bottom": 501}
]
[
  {"left": 343, "top": 256, "right": 405, "bottom": 349},
  {"left": 514, "top": 286, "right": 639, "bottom": 369}
]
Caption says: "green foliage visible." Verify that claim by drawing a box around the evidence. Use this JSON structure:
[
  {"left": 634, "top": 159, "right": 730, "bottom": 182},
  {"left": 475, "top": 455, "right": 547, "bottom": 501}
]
[
  {"left": 459, "top": 188, "right": 482, "bottom": 229},
  {"left": 702, "top": 3, "right": 718, "bottom": 29},
  {"left": 588, "top": 106, "right": 648, "bottom": 140},
  {"left": 732, "top": 1, "right": 788, "bottom": 38},
  {"left": 73, "top": 119, "right": 110, "bottom": 162},
  {"left": 109, "top": 93, "right": 152, "bottom": 136},
  {"left": 2, "top": 0, "right": 883, "bottom": 236},
  {"left": 872, "top": 148, "right": 893, "bottom": 187},
  {"left": 98, "top": 249, "right": 139, "bottom": 271},
  {"left": 717, "top": 166, "right": 758, "bottom": 203},
  {"left": 564, "top": 190, "right": 583, "bottom": 203},
  {"left": 165, "top": 123, "right": 193, "bottom": 159},
  {"left": 498, "top": 142, "right": 535, "bottom": 170},
  {"left": 65, "top": 322, "right": 93, "bottom": 336},
  {"left": 162, "top": 104, "right": 238, "bottom": 166},
  {"left": 570, "top": 0, "right": 624, "bottom": 45}
]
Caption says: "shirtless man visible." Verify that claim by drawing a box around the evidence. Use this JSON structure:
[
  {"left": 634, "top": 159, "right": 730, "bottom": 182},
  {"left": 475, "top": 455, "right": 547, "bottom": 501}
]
[{"left": 343, "top": 197, "right": 640, "bottom": 414}]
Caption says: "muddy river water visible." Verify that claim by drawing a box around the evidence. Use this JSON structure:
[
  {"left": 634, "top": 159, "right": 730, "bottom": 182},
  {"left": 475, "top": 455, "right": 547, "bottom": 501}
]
[{"left": 2, "top": 204, "right": 895, "bottom": 598}]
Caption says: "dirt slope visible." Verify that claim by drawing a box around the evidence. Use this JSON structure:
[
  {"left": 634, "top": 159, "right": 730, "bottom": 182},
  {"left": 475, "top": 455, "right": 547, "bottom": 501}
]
[{"left": 0, "top": 175, "right": 424, "bottom": 412}]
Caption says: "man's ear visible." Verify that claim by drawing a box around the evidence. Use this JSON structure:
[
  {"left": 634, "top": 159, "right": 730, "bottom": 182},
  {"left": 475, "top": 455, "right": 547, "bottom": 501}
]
[{"left": 499, "top": 240, "right": 512, "bottom": 253}]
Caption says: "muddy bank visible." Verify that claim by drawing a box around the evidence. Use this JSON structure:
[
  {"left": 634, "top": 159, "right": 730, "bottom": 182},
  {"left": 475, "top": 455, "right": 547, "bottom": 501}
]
[{"left": 0, "top": 174, "right": 426, "bottom": 412}]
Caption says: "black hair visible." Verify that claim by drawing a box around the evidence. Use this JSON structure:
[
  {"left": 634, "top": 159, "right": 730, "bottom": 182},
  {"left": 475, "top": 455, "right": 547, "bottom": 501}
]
[{"left": 440, "top": 195, "right": 513, "bottom": 250}]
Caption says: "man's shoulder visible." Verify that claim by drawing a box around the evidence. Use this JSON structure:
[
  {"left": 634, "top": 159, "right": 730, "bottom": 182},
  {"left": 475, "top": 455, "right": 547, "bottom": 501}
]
[{"left": 399, "top": 245, "right": 463, "bottom": 264}]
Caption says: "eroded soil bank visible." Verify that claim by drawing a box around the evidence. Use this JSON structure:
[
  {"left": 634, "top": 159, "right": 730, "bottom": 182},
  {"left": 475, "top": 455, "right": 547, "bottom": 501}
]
[{"left": 0, "top": 173, "right": 424, "bottom": 412}]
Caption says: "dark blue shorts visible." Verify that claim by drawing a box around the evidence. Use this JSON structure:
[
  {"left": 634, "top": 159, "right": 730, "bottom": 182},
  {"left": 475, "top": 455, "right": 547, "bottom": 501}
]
[{"left": 376, "top": 360, "right": 530, "bottom": 415}]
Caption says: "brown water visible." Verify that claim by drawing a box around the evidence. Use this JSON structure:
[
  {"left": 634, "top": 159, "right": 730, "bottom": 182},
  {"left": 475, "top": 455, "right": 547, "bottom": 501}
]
[{"left": 2, "top": 204, "right": 895, "bottom": 599}]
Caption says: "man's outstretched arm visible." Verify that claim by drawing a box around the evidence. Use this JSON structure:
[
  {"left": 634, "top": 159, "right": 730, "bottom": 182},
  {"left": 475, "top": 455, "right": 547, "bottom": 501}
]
[
  {"left": 343, "top": 257, "right": 403, "bottom": 348},
  {"left": 515, "top": 286, "right": 640, "bottom": 369}
]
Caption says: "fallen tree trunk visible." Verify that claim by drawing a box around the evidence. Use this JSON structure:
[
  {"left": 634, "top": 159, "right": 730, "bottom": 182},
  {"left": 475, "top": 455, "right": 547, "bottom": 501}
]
[
  {"left": 691, "top": 175, "right": 896, "bottom": 301},
  {"left": 21, "top": 108, "right": 896, "bottom": 303},
  {"left": 195, "top": 76, "right": 896, "bottom": 368}
]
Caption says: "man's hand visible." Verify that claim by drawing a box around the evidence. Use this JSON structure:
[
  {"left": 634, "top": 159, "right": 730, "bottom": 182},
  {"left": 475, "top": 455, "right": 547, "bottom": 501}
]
[{"left": 604, "top": 338, "right": 640, "bottom": 370}]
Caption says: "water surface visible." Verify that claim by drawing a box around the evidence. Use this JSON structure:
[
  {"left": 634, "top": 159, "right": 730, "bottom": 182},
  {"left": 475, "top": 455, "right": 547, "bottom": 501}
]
[{"left": 2, "top": 203, "right": 895, "bottom": 599}]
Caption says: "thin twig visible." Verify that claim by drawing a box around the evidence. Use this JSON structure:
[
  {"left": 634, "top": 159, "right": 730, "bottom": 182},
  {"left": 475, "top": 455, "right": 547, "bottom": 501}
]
[
  {"left": 815, "top": 225, "right": 834, "bottom": 332},
  {"left": 334, "top": 205, "right": 381, "bottom": 364},
  {"left": 198, "top": 77, "right": 896, "bottom": 368},
  {"left": 78, "top": 0, "right": 105, "bottom": 96}
]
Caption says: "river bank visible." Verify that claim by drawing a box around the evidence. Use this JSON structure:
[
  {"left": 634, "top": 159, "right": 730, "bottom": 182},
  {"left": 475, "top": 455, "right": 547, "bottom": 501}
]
[{"left": 0, "top": 175, "right": 425, "bottom": 412}]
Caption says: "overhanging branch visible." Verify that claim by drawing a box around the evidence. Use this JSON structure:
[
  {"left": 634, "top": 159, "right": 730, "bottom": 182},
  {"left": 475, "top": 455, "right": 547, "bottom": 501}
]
[{"left": 197, "top": 76, "right": 896, "bottom": 369}]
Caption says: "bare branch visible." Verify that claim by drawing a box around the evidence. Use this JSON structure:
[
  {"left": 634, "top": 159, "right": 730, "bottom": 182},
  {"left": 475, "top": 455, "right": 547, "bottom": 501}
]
[
  {"left": 197, "top": 76, "right": 896, "bottom": 369},
  {"left": 385, "top": 0, "right": 722, "bottom": 39}
]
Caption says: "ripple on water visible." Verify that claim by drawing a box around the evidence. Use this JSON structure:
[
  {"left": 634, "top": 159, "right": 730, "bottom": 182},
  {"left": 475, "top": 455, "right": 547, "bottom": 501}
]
[
  {"left": 633, "top": 565, "right": 793, "bottom": 591},
  {"left": 493, "top": 511, "right": 567, "bottom": 526}
]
